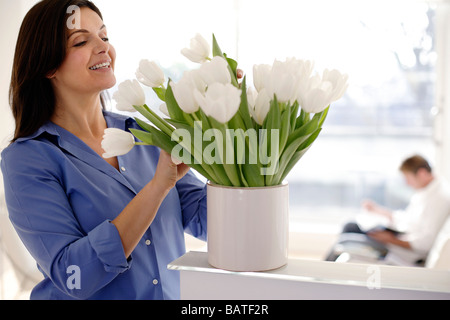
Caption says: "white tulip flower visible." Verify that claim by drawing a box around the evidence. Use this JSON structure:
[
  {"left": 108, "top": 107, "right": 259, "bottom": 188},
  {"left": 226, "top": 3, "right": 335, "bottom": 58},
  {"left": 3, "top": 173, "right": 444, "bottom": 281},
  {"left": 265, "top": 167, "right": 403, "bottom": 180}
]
[
  {"left": 247, "top": 87, "right": 258, "bottom": 110},
  {"left": 297, "top": 69, "right": 348, "bottom": 113},
  {"left": 299, "top": 87, "right": 332, "bottom": 114},
  {"left": 136, "top": 59, "right": 166, "bottom": 88},
  {"left": 285, "top": 58, "right": 315, "bottom": 82},
  {"left": 248, "top": 88, "right": 271, "bottom": 125},
  {"left": 194, "top": 83, "right": 241, "bottom": 124},
  {"left": 102, "top": 128, "right": 136, "bottom": 158},
  {"left": 322, "top": 69, "right": 349, "bottom": 103},
  {"left": 181, "top": 33, "right": 211, "bottom": 63},
  {"left": 198, "top": 56, "right": 231, "bottom": 86},
  {"left": 290, "top": 58, "right": 315, "bottom": 94},
  {"left": 170, "top": 70, "right": 205, "bottom": 114},
  {"left": 253, "top": 64, "right": 272, "bottom": 92},
  {"left": 265, "top": 59, "right": 298, "bottom": 104},
  {"left": 297, "top": 75, "right": 332, "bottom": 114},
  {"left": 113, "top": 79, "right": 145, "bottom": 112}
]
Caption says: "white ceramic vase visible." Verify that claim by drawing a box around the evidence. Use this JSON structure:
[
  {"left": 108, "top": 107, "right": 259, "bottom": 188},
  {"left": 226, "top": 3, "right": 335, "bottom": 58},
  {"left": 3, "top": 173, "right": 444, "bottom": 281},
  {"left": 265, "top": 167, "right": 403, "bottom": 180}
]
[{"left": 207, "top": 182, "right": 289, "bottom": 272}]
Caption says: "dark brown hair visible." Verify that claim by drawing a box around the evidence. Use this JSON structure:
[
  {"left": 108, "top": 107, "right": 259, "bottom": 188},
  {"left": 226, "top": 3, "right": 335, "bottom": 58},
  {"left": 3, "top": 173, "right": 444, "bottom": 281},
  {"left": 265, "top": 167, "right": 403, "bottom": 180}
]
[
  {"left": 9, "top": 0, "right": 104, "bottom": 142},
  {"left": 400, "top": 155, "right": 432, "bottom": 174}
]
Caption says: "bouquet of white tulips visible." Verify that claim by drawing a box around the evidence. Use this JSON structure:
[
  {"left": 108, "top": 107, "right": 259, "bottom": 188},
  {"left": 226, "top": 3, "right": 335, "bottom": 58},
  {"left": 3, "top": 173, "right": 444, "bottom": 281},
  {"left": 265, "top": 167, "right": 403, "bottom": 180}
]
[{"left": 104, "top": 34, "right": 348, "bottom": 187}]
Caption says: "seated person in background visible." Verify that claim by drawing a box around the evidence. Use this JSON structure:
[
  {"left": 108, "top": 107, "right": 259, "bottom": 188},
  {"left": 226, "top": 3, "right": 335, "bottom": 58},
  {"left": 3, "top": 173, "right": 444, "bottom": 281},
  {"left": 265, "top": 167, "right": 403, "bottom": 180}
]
[{"left": 326, "top": 155, "right": 450, "bottom": 265}]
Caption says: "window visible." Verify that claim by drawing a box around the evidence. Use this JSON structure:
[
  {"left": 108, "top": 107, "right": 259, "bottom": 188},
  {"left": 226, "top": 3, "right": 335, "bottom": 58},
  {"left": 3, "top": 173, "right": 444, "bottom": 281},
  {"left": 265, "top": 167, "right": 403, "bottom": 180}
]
[{"left": 98, "top": 0, "right": 438, "bottom": 222}]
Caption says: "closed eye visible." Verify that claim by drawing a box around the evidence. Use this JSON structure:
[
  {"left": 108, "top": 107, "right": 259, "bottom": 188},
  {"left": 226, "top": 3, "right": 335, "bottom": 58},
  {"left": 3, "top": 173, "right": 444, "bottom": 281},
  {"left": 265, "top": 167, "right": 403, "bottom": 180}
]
[
  {"left": 73, "top": 37, "right": 108, "bottom": 47},
  {"left": 74, "top": 41, "right": 87, "bottom": 47}
]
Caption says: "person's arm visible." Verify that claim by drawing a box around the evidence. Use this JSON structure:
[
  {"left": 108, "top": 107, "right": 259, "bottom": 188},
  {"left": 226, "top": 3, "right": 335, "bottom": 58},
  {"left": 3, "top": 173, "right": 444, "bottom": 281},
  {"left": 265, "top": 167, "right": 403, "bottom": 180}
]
[
  {"left": 176, "top": 171, "right": 208, "bottom": 242},
  {"left": 367, "top": 230, "right": 412, "bottom": 249},
  {"left": 2, "top": 145, "right": 187, "bottom": 299},
  {"left": 402, "top": 191, "right": 450, "bottom": 254},
  {"left": 362, "top": 199, "right": 394, "bottom": 221},
  {"left": 2, "top": 145, "right": 127, "bottom": 299},
  {"left": 112, "top": 150, "right": 190, "bottom": 258}
]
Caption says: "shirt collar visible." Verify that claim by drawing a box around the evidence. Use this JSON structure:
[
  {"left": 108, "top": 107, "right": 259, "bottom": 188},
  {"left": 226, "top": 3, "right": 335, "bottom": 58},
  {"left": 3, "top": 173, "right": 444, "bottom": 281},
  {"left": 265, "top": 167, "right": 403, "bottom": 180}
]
[
  {"left": 15, "top": 121, "right": 59, "bottom": 143},
  {"left": 14, "top": 111, "right": 138, "bottom": 195},
  {"left": 15, "top": 110, "right": 133, "bottom": 143},
  {"left": 421, "top": 177, "right": 440, "bottom": 193}
]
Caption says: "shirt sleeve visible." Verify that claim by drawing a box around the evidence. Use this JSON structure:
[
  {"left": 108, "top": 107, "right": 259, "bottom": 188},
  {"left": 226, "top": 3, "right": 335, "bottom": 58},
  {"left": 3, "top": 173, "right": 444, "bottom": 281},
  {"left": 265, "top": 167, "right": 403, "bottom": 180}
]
[
  {"left": 1, "top": 143, "right": 131, "bottom": 300},
  {"left": 176, "top": 171, "right": 207, "bottom": 241},
  {"left": 405, "top": 196, "right": 450, "bottom": 254},
  {"left": 391, "top": 209, "right": 409, "bottom": 232}
]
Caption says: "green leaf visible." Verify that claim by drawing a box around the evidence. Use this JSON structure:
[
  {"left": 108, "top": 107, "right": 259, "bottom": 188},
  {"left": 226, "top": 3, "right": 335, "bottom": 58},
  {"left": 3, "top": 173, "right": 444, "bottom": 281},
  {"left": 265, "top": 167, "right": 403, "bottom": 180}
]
[
  {"left": 277, "top": 146, "right": 312, "bottom": 184},
  {"left": 287, "top": 116, "right": 319, "bottom": 146},
  {"left": 167, "top": 114, "right": 232, "bottom": 186},
  {"left": 207, "top": 116, "right": 242, "bottom": 186},
  {"left": 224, "top": 53, "right": 238, "bottom": 78},
  {"left": 133, "top": 104, "right": 173, "bottom": 138},
  {"left": 290, "top": 102, "right": 300, "bottom": 132},
  {"left": 195, "top": 109, "right": 234, "bottom": 184},
  {"left": 212, "top": 34, "right": 224, "bottom": 57},
  {"left": 152, "top": 87, "right": 166, "bottom": 102},
  {"left": 147, "top": 125, "right": 220, "bottom": 184},
  {"left": 169, "top": 121, "right": 208, "bottom": 168},
  {"left": 280, "top": 128, "right": 323, "bottom": 183},
  {"left": 266, "top": 95, "right": 281, "bottom": 131},
  {"left": 295, "top": 109, "right": 310, "bottom": 129},
  {"left": 165, "top": 118, "right": 189, "bottom": 129},
  {"left": 199, "top": 108, "right": 212, "bottom": 132},
  {"left": 129, "top": 129, "right": 153, "bottom": 145},
  {"left": 270, "top": 115, "right": 322, "bottom": 185},
  {"left": 165, "top": 80, "right": 186, "bottom": 122},
  {"left": 237, "top": 164, "right": 249, "bottom": 188},
  {"left": 297, "top": 127, "right": 322, "bottom": 152},
  {"left": 135, "top": 117, "right": 155, "bottom": 133},
  {"left": 212, "top": 34, "right": 238, "bottom": 87},
  {"left": 242, "top": 162, "right": 265, "bottom": 187},
  {"left": 271, "top": 131, "right": 313, "bottom": 185},
  {"left": 261, "top": 96, "right": 281, "bottom": 177},
  {"left": 237, "top": 77, "right": 254, "bottom": 130},
  {"left": 317, "top": 106, "right": 330, "bottom": 128},
  {"left": 167, "top": 117, "right": 213, "bottom": 170},
  {"left": 279, "top": 108, "right": 291, "bottom": 154}
]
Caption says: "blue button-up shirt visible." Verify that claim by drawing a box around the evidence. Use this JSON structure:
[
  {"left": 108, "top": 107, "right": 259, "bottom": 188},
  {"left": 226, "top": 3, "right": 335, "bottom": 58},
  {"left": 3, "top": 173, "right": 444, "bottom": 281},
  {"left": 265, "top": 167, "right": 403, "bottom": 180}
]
[{"left": 1, "top": 111, "right": 207, "bottom": 300}]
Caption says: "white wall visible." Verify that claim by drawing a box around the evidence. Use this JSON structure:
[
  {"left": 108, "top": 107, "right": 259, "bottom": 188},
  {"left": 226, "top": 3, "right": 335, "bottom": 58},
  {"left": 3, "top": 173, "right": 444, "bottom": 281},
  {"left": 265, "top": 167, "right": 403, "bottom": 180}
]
[
  {"left": 0, "top": 0, "right": 39, "bottom": 151},
  {"left": 435, "top": 0, "right": 450, "bottom": 181},
  {"left": 0, "top": 1, "right": 20, "bottom": 149}
]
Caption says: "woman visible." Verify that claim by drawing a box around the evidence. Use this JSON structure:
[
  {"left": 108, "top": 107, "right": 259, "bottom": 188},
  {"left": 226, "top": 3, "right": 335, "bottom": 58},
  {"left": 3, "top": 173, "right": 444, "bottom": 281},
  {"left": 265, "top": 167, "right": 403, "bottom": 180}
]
[{"left": 2, "top": 0, "right": 207, "bottom": 300}]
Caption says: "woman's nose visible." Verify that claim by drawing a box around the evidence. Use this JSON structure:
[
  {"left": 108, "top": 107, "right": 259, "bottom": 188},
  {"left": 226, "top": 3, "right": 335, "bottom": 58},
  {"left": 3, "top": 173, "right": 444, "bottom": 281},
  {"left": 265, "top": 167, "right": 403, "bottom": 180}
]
[{"left": 95, "top": 37, "right": 109, "bottom": 54}]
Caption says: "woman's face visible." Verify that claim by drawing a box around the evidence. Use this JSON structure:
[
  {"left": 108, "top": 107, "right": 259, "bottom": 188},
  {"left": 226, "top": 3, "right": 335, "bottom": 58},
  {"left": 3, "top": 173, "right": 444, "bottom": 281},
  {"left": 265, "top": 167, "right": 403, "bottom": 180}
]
[{"left": 51, "top": 7, "right": 116, "bottom": 98}]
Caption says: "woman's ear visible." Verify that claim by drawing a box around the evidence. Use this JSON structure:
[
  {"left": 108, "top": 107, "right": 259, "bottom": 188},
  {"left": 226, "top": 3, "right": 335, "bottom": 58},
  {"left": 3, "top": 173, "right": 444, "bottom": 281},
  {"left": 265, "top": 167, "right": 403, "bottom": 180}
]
[{"left": 46, "top": 69, "right": 57, "bottom": 79}]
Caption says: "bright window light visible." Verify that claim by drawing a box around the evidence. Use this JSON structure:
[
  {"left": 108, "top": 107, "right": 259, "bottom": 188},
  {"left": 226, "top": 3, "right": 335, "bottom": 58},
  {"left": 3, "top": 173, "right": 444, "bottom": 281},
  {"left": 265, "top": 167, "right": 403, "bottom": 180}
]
[{"left": 95, "top": 0, "right": 437, "bottom": 218}]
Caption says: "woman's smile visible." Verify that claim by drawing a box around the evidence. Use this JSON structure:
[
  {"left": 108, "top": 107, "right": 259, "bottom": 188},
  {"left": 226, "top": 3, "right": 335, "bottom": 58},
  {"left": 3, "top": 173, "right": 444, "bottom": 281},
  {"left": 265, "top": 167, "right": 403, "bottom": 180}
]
[
  {"left": 50, "top": 7, "right": 117, "bottom": 95},
  {"left": 89, "top": 60, "right": 112, "bottom": 71}
]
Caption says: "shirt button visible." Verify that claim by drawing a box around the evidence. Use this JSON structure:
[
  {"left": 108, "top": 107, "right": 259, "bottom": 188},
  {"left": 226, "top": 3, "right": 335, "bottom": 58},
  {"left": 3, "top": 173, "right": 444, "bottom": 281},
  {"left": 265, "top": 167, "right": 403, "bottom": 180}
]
[
  {"left": 121, "top": 167, "right": 126, "bottom": 172},
  {"left": 153, "top": 279, "right": 159, "bottom": 285},
  {"left": 145, "top": 240, "right": 151, "bottom": 246}
]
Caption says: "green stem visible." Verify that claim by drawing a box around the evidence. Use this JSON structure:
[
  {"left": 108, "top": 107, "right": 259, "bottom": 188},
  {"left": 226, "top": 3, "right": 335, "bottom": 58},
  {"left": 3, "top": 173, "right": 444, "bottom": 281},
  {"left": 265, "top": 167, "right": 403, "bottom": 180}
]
[{"left": 142, "top": 104, "right": 174, "bottom": 137}]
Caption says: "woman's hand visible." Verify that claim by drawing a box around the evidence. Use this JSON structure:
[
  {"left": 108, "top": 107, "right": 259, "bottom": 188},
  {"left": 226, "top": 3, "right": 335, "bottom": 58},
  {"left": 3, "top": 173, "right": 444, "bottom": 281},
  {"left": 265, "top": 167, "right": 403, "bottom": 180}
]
[
  {"left": 237, "top": 69, "right": 244, "bottom": 80},
  {"left": 112, "top": 151, "right": 190, "bottom": 258},
  {"left": 153, "top": 151, "right": 190, "bottom": 192}
]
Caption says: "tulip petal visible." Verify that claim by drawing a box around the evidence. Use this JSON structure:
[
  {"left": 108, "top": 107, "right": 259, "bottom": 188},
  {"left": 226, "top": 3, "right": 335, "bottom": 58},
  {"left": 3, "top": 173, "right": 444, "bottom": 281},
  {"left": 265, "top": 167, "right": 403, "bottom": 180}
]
[
  {"left": 102, "top": 128, "right": 136, "bottom": 158},
  {"left": 113, "top": 80, "right": 145, "bottom": 112},
  {"left": 181, "top": 34, "right": 211, "bottom": 63}
]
